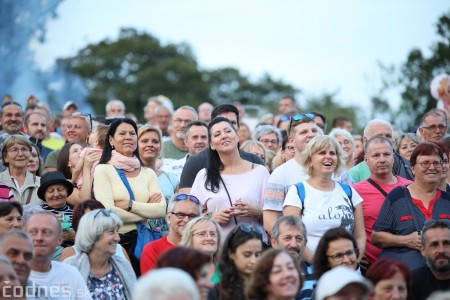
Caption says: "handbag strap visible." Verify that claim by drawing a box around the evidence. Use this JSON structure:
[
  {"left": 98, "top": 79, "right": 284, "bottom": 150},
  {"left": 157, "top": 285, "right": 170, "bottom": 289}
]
[
  {"left": 402, "top": 187, "right": 422, "bottom": 233},
  {"left": 219, "top": 176, "right": 238, "bottom": 225},
  {"left": 114, "top": 167, "right": 135, "bottom": 201},
  {"left": 25, "top": 174, "right": 36, "bottom": 205},
  {"left": 367, "top": 178, "right": 388, "bottom": 197}
]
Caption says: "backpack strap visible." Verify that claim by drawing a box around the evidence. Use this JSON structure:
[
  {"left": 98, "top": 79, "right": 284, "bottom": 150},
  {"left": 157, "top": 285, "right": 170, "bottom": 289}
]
[
  {"left": 294, "top": 182, "right": 306, "bottom": 215},
  {"left": 337, "top": 182, "right": 354, "bottom": 211}
]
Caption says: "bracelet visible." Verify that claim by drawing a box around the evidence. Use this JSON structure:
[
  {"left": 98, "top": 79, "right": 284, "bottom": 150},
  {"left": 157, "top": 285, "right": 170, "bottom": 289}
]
[{"left": 127, "top": 200, "right": 133, "bottom": 212}]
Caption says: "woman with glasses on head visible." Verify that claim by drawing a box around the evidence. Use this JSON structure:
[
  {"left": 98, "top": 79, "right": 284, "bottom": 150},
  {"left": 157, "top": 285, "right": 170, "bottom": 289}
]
[
  {"left": 208, "top": 224, "right": 263, "bottom": 300},
  {"left": 283, "top": 136, "right": 366, "bottom": 266},
  {"left": 180, "top": 216, "right": 222, "bottom": 284},
  {"left": 94, "top": 118, "right": 165, "bottom": 274},
  {"left": 395, "top": 133, "right": 419, "bottom": 163},
  {"left": 0, "top": 135, "right": 41, "bottom": 205},
  {"left": 372, "top": 142, "right": 450, "bottom": 270},
  {"left": 138, "top": 125, "right": 179, "bottom": 236},
  {"left": 313, "top": 227, "right": 360, "bottom": 280},
  {"left": 64, "top": 209, "right": 136, "bottom": 300},
  {"left": 191, "top": 117, "right": 270, "bottom": 240}
]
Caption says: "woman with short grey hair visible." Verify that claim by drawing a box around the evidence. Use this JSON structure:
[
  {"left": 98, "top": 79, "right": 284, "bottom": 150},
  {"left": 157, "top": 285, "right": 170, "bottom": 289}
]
[
  {"left": 63, "top": 209, "right": 136, "bottom": 299},
  {"left": 329, "top": 128, "right": 356, "bottom": 170}
]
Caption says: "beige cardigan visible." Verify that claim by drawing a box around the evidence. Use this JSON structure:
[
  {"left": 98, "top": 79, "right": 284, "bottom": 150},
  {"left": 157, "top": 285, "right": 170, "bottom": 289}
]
[{"left": 0, "top": 169, "right": 41, "bottom": 205}]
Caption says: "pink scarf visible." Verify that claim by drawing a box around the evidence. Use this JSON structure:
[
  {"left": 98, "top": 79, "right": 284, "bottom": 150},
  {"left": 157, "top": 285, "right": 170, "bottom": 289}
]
[
  {"left": 108, "top": 150, "right": 141, "bottom": 172},
  {"left": 76, "top": 148, "right": 103, "bottom": 188}
]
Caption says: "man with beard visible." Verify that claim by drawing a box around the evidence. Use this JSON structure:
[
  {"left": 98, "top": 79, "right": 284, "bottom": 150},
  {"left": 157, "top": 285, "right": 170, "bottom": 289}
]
[
  {"left": 24, "top": 112, "right": 52, "bottom": 161},
  {"left": 162, "top": 106, "right": 198, "bottom": 159},
  {"left": 271, "top": 215, "right": 315, "bottom": 300},
  {"left": 408, "top": 219, "right": 450, "bottom": 300},
  {"left": 161, "top": 120, "right": 208, "bottom": 179}
]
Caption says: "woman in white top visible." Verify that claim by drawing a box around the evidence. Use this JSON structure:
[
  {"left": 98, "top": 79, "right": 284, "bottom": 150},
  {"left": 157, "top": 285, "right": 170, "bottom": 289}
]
[
  {"left": 283, "top": 135, "right": 365, "bottom": 264},
  {"left": 191, "top": 117, "right": 269, "bottom": 239}
]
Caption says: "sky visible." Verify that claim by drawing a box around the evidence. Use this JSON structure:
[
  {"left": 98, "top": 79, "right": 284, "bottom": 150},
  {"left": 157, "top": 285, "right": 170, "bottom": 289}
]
[{"left": 33, "top": 0, "right": 450, "bottom": 114}]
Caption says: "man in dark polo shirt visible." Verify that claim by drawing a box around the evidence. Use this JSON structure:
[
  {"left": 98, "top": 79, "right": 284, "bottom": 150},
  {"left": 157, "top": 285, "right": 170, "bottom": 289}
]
[{"left": 178, "top": 104, "right": 264, "bottom": 194}]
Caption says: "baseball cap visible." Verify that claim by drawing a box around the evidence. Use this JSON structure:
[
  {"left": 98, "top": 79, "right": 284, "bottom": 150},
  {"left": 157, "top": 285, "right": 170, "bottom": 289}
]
[
  {"left": 63, "top": 101, "right": 78, "bottom": 111},
  {"left": 315, "top": 266, "right": 372, "bottom": 300}
]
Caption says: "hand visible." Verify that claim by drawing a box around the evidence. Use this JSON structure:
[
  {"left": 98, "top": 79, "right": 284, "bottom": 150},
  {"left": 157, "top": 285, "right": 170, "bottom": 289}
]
[
  {"left": 359, "top": 255, "right": 370, "bottom": 273},
  {"left": 405, "top": 231, "right": 422, "bottom": 250},
  {"left": 62, "top": 229, "right": 76, "bottom": 242},
  {"left": 211, "top": 209, "right": 234, "bottom": 224},
  {"left": 148, "top": 193, "right": 162, "bottom": 203},
  {"left": 85, "top": 151, "right": 101, "bottom": 168},
  {"left": 232, "top": 201, "right": 258, "bottom": 217},
  {"left": 115, "top": 200, "right": 130, "bottom": 210}
]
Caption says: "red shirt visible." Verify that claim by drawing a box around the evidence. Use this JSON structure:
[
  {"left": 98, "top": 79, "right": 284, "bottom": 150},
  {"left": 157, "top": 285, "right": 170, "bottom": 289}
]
[
  {"left": 140, "top": 235, "right": 175, "bottom": 275},
  {"left": 352, "top": 176, "right": 412, "bottom": 264}
]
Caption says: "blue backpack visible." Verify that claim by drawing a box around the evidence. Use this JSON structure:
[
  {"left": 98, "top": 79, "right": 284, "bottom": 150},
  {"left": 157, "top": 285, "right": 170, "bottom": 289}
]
[{"left": 294, "top": 181, "right": 354, "bottom": 215}]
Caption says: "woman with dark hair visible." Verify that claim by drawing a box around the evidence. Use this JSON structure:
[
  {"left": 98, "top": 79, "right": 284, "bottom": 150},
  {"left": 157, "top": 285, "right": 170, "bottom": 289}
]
[
  {"left": 27, "top": 144, "right": 44, "bottom": 176},
  {"left": 93, "top": 117, "right": 165, "bottom": 273},
  {"left": 372, "top": 142, "right": 450, "bottom": 270},
  {"left": 156, "top": 247, "right": 212, "bottom": 300},
  {"left": 313, "top": 227, "right": 359, "bottom": 280},
  {"left": 60, "top": 199, "right": 130, "bottom": 263},
  {"left": 0, "top": 201, "right": 22, "bottom": 233},
  {"left": 57, "top": 142, "right": 85, "bottom": 205},
  {"left": 208, "top": 224, "right": 263, "bottom": 300},
  {"left": 191, "top": 117, "right": 270, "bottom": 239},
  {"left": 245, "top": 248, "right": 303, "bottom": 300},
  {"left": 365, "top": 258, "right": 410, "bottom": 300}
]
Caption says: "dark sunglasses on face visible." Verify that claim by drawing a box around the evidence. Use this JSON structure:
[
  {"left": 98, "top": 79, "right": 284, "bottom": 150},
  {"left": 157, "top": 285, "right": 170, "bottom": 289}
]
[{"left": 175, "top": 193, "right": 201, "bottom": 205}]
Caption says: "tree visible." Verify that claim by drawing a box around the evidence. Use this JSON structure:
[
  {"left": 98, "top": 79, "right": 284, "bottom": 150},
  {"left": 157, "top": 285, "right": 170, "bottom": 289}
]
[
  {"left": 370, "top": 10, "right": 450, "bottom": 131},
  {"left": 61, "top": 28, "right": 298, "bottom": 120}
]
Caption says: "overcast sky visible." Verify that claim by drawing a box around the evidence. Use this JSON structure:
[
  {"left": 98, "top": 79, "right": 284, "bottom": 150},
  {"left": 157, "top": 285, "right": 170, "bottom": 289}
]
[{"left": 33, "top": 0, "right": 449, "bottom": 112}]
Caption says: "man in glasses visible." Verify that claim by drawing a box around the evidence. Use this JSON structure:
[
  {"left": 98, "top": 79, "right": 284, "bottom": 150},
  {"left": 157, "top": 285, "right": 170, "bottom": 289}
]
[
  {"left": 178, "top": 104, "right": 264, "bottom": 194},
  {"left": 408, "top": 219, "right": 450, "bottom": 300},
  {"left": 418, "top": 110, "right": 448, "bottom": 143},
  {"left": 253, "top": 125, "right": 282, "bottom": 152},
  {"left": 140, "top": 194, "right": 202, "bottom": 275},
  {"left": 24, "top": 212, "right": 92, "bottom": 299}
]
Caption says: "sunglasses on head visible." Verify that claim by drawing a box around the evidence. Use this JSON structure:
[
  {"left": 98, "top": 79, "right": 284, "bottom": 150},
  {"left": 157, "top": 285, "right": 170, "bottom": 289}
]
[
  {"left": 1, "top": 101, "right": 22, "bottom": 109},
  {"left": 94, "top": 209, "right": 113, "bottom": 219},
  {"left": 288, "top": 113, "right": 315, "bottom": 133},
  {"left": 175, "top": 194, "right": 201, "bottom": 205},
  {"left": 233, "top": 224, "right": 263, "bottom": 237},
  {"left": 72, "top": 112, "right": 93, "bottom": 130}
]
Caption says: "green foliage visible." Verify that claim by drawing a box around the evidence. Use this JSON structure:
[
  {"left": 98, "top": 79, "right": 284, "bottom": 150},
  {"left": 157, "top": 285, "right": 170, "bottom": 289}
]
[
  {"left": 370, "top": 10, "right": 450, "bottom": 131},
  {"left": 61, "top": 28, "right": 298, "bottom": 121}
]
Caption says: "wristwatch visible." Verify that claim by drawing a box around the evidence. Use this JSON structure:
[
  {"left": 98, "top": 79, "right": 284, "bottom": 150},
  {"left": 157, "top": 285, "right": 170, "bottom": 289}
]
[{"left": 127, "top": 200, "right": 133, "bottom": 212}]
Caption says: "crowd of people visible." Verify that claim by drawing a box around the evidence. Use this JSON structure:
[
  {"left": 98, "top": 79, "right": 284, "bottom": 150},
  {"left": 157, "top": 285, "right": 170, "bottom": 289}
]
[{"left": 0, "top": 87, "right": 449, "bottom": 300}]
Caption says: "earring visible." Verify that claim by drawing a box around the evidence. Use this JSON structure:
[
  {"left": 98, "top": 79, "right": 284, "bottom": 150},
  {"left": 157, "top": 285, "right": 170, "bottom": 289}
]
[{"left": 111, "top": 145, "right": 114, "bottom": 150}]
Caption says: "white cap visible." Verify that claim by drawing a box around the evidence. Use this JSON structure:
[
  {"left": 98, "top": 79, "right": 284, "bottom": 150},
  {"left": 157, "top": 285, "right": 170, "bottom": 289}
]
[
  {"left": 63, "top": 101, "right": 78, "bottom": 111},
  {"left": 315, "top": 266, "right": 372, "bottom": 300}
]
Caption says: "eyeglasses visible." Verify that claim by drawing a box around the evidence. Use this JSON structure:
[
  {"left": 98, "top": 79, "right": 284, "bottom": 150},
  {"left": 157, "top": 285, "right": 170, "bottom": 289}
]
[
  {"left": 260, "top": 139, "right": 278, "bottom": 145},
  {"left": 193, "top": 230, "right": 218, "bottom": 239},
  {"left": 288, "top": 113, "right": 315, "bottom": 133},
  {"left": 169, "top": 211, "right": 199, "bottom": 220},
  {"left": 94, "top": 209, "right": 112, "bottom": 218},
  {"left": 327, "top": 248, "right": 357, "bottom": 261},
  {"left": 175, "top": 194, "right": 201, "bottom": 205},
  {"left": 285, "top": 145, "right": 295, "bottom": 153},
  {"left": 417, "top": 160, "right": 443, "bottom": 169},
  {"left": 421, "top": 124, "right": 448, "bottom": 132},
  {"left": 72, "top": 112, "right": 93, "bottom": 130},
  {"left": 1, "top": 101, "right": 22, "bottom": 109},
  {"left": 8, "top": 147, "right": 30, "bottom": 155}
]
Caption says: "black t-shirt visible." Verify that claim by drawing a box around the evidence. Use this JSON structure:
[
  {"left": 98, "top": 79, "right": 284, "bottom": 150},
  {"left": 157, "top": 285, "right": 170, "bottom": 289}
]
[
  {"left": 179, "top": 149, "right": 265, "bottom": 189},
  {"left": 407, "top": 266, "right": 450, "bottom": 300}
]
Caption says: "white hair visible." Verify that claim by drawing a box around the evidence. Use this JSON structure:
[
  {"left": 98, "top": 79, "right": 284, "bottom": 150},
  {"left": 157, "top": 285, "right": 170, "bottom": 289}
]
[
  {"left": 329, "top": 128, "right": 355, "bottom": 147},
  {"left": 105, "top": 99, "right": 126, "bottom": 113},
  {"left": 363, "top": 119, "right": 392, "bottom": 139},
  {"left": 430, "top": 74, "right": 450, "bottom": 100},
  {"left": 75, "top": 210, "right": 123, "bottom": 253},
  {"left": 133, "top": 268, "right": 200, "bottom": 300}
]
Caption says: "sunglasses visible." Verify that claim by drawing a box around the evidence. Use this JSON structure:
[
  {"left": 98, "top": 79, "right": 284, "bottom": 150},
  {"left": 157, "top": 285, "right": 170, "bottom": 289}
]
[
  {"left": 72, "top": 112, "right": 93, "bottom": 130},
  {"left": 232, "top": 224, "right": 263, "bottom": 237},
  {"left": 175, "top": 194, "right": 201, "bottom": 205},
  {"left": 1, "top": 101, "right": 22, "bottom": 109},
  {"left": 288, "top": 113, "right": 315, "bottom": 133},
  {"left": 94, "top": 209, "right": 113, "bottom": 218}
]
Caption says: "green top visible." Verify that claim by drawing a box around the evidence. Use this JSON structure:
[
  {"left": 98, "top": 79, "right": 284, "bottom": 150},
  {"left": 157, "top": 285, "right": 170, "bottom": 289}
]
[
  {"left": 163, "top": 140, "right": 188, "bottom": 159},
  {"left": 211, "top": 261, "right": 221, "bottom": 284},
  {"left": 349, "top": 161, "right": 371, "bottom": 183}
]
